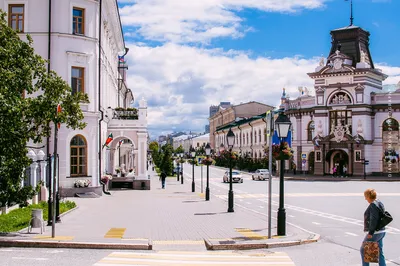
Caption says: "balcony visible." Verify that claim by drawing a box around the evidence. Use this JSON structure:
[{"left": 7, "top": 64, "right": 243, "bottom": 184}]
[{"left": 113, "top": 108, "right": 138, "bottom": 120}]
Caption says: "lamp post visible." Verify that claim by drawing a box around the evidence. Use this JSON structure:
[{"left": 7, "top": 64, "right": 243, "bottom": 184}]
[
  {"left": 180, "top": 153, "right": 184, "bottom": 184},
  {"left": 175, "top": 153, "right": 179, "bottom": 182},
  {"left": 205, "top": 143, "right": 211, "bottom": 201},
  {"left": 191, "top": 147, "right": 196, "bottom": 192},
  {"left": 226, "top": 128, "right": 235, "bottom": 213},
  {"left": 275, "top": 112, "right": 292, "bottom": 236}
]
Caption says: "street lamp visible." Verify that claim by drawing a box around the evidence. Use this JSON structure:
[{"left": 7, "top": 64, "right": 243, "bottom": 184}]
[
  {"left": 180, "top": 153, "right": 184, "bottom": 184},
  {"left": 275, "top": 112, "right": 292, "bottom": 236},
  {"left": 205, "top": 143, "right": 211, "bottom": 201},
  {"left": 227, "top": 128, "right": 235, "bottom": 213},
  {"left": 191, "top": 147, "right": 196, "bottom": 192},
  {"left": 174, "top": 153, "right": 179, "bottom": 182}
]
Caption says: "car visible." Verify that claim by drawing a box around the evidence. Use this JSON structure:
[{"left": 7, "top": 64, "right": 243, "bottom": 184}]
[
  {"left": 252, "top": 169, "right": 270, "bottom": 180},
  {"left": 172, "top": 166, "right": 181, "bottom": 175},
  {"left": 223, "top": 171, "right": 243, "bottom": 183}
]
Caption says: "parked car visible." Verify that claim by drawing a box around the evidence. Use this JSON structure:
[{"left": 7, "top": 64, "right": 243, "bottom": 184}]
[
  {"left": 252, "top": 169, "right": 270, "bottom": 180},
  {"left": 172, "top": 166, "right": 181, "bottom": 175},
  {"left": 223, "top": 171, "right": 243, "bottom": 183}
]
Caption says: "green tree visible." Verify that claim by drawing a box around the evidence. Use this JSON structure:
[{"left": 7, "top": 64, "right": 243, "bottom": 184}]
[
  {"left": 174, "top": 145, "right": 184, "bottom": 154},
  {"left": 0, "top": 11, "right": 89, "bottom": 209},
  {"left": 148, "top": 141, "right": 160, "bottom": 167},
  {"left": 160, "top": 144, "right": 174, "bottom": 175}
]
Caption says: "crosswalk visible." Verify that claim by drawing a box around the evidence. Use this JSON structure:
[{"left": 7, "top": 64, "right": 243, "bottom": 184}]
[
  {"left": 93, "top": 251, "right": 295, "bottom": 265},
  {"left": 216, "top": 192, "right": 400, "bottom": 199}
]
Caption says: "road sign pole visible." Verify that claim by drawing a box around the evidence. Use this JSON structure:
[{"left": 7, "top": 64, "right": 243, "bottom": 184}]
[{"left": 266, "top": 110, "right": 273, "bottom": 239}]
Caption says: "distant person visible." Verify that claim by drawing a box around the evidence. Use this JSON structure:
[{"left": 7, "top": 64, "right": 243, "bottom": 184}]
[
  {"left": 360, "top": 189, "right": 387, "bottom": 266},
  {"left": 332, "top": 166, "right": 337, "bottom": 177},
  {"left": 160, "top": 171, "right": 167, "bottom": 189},
  {"left": 293, "top": 164, "right": 297, "bottom": 175},
  {"left": 343, "top": 165, "right": 347, "bottom": 177}
]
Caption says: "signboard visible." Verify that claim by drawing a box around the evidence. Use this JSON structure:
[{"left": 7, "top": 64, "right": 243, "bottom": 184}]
[
  {"left": 302, "top": 153, "right": 307, "bottom": 159},
  {"left": 302, "top": 159, "right": 306, "bottom": 164}
]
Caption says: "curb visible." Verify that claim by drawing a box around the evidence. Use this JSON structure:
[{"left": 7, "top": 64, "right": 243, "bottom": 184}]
[
  {"left": 0, "top": 239, "right": 152, "bottom": 250},
  {"left": 204, "top": 234, "right": 320, "bottom": 250},
  {"left": 285, "top": 177, "right": 399, "bottom": 182}
]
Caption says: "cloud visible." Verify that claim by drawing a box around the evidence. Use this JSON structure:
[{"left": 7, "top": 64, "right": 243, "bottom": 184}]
[
  {"left": 119, "top": 0, "right": 327, "bottom": 44},
  {"left": 125, "top": 43, "right": 400, "bottom": 138}
]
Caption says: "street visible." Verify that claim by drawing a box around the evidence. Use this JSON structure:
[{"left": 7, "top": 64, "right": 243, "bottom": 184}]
[{"left": 182, "top": 164, "right": 400, "bottom": 265}]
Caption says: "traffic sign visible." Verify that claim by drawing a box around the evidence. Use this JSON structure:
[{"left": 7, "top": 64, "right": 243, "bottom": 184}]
[
  {"left": 302, "top": 159, "right": 306, "bottom": 164},
  {"left": 302, "top": 153, "right": 307, "bottom": 159}
]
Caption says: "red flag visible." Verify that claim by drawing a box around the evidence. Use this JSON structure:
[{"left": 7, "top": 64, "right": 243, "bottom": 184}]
[{"left": 57, "top": 104, "right": 62, "bottom": 129}]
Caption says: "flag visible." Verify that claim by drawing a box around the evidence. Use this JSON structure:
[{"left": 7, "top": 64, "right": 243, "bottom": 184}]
[
  {"left": 118, "top": 139, "right": 123, "bottom": 148},
  {"left": 57, "top": 104, "right": 62, "bottom": 129},
  {"left": 118, "top": 56, "right": 125, "bottom": 64},
  {"left": 102, "top": 133, "right": 113, "bottom": 149}
]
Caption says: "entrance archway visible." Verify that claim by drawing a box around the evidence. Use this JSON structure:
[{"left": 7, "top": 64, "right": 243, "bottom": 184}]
[{"left": 325, "top": 149, "right": 348, "bottom": 175}]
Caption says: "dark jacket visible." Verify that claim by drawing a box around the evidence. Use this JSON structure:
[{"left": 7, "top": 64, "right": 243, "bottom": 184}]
[
  {"left": 160, "top": 172, "right": 167, "bottom": 181},
  {"left": 364, "top": 200, "right": 385, "bottom": 235}
]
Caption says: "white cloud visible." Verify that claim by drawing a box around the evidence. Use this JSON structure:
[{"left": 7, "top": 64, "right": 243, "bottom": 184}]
[
  {"left": 125, "top": 43, "right": 400, "bottom": 138},
  {"left": 119, "top": 0, "right": 327, "bottom": 44}
]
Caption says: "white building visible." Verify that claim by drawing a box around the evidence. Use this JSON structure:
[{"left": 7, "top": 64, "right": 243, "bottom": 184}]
[
  {"left": 172, "top": 134, "right": 209, "bottom": 153},
  {"left": 1, "top": 0, "right": 148, "bottom": 197}
]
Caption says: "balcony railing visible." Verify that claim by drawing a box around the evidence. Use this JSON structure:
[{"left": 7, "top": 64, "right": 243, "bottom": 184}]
[{"left": 113, "top": 108, "right": 139, "bottom": 120}]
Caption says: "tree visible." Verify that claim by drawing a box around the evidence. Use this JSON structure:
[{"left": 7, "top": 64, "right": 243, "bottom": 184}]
[
  {"left": 0, "top": 11, "right": 89, "bottom": 209},
  {"left": 174, "top": 145, "right": 184, "bottom": 154},
  {"left": 160, "top": 144, "right": 174, "bottom": 175}
]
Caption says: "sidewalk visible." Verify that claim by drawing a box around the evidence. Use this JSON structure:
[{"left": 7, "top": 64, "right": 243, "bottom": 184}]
[{"left": 0, "top": 167, "right": 318, "bottom": 251}]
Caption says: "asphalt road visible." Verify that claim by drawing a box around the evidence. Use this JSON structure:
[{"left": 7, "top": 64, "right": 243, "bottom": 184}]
[{"left": 182, "top": 164, "right": 400, "bottom": 266}]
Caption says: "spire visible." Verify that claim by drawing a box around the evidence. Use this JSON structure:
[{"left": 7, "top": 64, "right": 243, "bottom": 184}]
[
  {"left": 281, "top": 88, "right": 286, "bottom": 98},
  {"left": 347, "top": 0, "right": 354, "bottom": 26}
]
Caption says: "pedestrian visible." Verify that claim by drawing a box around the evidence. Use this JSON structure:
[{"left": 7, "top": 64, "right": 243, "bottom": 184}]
[
  {"left": 160, "top": 171, "right": 167, "bottom": 189},
  {"left": 360, "top": 188, "right": 387, "bottom": 266},
  {"left": 332, "top": 166, "right": 337, "bottom": 177},
  {"left": 293, "top": 163, "right": 297, "bottom": 175},
  {"left": 343, "top": 165, "right": 347, "bottom": 177}
]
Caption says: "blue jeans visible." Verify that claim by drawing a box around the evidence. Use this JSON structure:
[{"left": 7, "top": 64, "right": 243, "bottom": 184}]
[
  {"left": 360, "top": 232, "right": 386, "bottom": 266},
  {"left": 161, "top": 180, "right": 165, "bottom": 189}
]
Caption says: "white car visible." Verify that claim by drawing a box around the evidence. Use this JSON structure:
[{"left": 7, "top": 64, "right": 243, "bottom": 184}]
[
  {"left": 252, "top": 169, "right": 270, "bottom": 180},
  {"left": 223, "top": 171, "right": 243, "bottom": 183}
]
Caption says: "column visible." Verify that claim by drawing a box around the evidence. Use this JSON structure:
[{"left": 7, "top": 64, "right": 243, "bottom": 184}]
[
  {"left": 30, "top": 162, "right": 39, "bottom": 204},
  {"left": 137, "top": 132, "right": 148, "bottom": 179}
]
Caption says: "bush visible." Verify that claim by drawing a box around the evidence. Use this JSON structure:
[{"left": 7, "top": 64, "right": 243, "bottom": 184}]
[{"left": 0, "top": 201, "right": 76, "bottom": 233}]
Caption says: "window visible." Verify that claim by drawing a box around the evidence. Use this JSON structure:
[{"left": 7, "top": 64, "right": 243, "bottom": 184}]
[
  {"left": 330, "top": 110, "right": 352, "bottom": 133},
  {"left": 355, "top": 150, "right": 361, "bottom": 162},
  {"left": 71, "top": 67, "right": 84, "bottom": 94},
  {"left": 73, "top": 7, "right": 85, "bottom": 34},
  {"left": 254, "top": 131, "right": 257, "bottom": 144},
  {"left": 316, "top": 151, "right": 322, "bottom": 162},
  {"left": 259, "top": 129, "right": 262, "bottom": 143},
  {"left": 307, "top": 121, "right": 315, "bottom": 141},
  {"left": 70, "top": 135, "right": 87, "bottom": 176},
  {"left": 8, "top": 4, "right": 24, "bottom": 32}
]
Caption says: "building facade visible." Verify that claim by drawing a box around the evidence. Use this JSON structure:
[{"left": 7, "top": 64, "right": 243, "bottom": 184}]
[
  {"left": 284, "top": 25, "right": 400, "bottom": 176},
  {"left": 1, "top": 0, "right": 148, "bottom": 197},
  {"left": 209, "top": 101, "right": 274, "bottom": 150}
]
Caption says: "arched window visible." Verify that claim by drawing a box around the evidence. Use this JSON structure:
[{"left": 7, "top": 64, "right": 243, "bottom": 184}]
[
  {"left": 307, "top": 121, "right": 315, "bottom": 141},
  {"left": 236, "top": 134, "right": 238, "bottom": 146},
  {"left": 259, "top": 151, "right": 262, "bottom": 158},
  {"left": 70, "top": 135, "right": 87, "bottom": 176},
  {"left": 255, "top": 152, "right": 257, "bottom": 159},
  {"left": 259, "top": 129, "right": 262, "bottom": 143},
  {"left": 243, "top": 133, "right": 245, "bottom": 145},
  {"left": 254, "top": 131, "right": 257, "bottom": 144},
  {"left": 246, "top": 133, "right": 249, "bottom": 145},
  {"left": 383, "top": 118, "right": 399, "bottom": 131}
]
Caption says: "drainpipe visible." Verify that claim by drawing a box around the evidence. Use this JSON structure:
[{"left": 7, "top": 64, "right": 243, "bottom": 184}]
[
  {"left": 98, "top": 0, "right": 110, "bottom": 195},
  {"left": 249, "top": 122, "right": 254, "bottom": 158}
]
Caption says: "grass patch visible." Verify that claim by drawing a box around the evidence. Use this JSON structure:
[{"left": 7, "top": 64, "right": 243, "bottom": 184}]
[{"left": 0, "top": 201, "right": 76, "bottom": 233}]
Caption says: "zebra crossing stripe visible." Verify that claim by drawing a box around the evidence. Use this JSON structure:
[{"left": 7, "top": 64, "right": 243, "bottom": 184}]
[{"left": 93, "top": 251, "right": 295, "bottom": 265}]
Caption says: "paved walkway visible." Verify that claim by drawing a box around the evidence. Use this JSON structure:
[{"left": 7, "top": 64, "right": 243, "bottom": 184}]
[{"left": 0, "top": 167, "right": 317, "bottom": 251}]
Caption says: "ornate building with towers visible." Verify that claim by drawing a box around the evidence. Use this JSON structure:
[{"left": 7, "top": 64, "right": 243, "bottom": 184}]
[{"left": 283, "top": 25, "right": 400, "bottom": 177}]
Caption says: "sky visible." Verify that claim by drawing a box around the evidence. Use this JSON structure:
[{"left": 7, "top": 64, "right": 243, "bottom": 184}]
[{"left": 117, "top": 0, "right": 400, "bottom": 139}]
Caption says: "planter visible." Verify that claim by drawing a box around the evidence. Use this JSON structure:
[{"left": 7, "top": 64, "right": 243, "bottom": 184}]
[{"left": 273, "top": 152, "right": 291, "bottom": 161}]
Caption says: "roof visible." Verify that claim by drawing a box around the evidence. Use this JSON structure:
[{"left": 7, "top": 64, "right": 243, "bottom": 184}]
[{"left": 216, "top": 113, "right": 267, "bottom": 132}]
